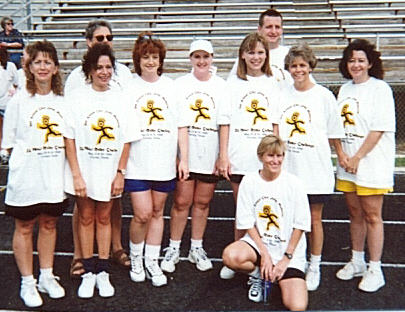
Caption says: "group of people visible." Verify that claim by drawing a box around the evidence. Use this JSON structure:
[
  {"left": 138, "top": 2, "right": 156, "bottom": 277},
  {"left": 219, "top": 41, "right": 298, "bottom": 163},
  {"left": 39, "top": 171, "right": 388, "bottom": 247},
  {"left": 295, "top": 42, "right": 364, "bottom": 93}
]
[{"left": 0, "top": 8, "right": 396, "bottom": 311}]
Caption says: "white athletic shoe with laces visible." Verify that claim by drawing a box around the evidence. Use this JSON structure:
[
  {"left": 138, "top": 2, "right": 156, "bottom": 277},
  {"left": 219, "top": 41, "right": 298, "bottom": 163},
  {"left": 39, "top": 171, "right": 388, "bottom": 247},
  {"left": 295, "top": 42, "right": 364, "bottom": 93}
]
[
  {"left": 247, "top": 276, "right": 263, "bottom": 303},
  {"left": 96, "top": 271, "right": 115, "bottom": 297},
  {"left": 358, "top": 268, "right": 385, "bottom": 292},
  {"left": 145, "top": 259, "right": 167, "bottom": 287},
  {"left": 306, "top": 266, "right": 320, "bottom": 291},
  {"left": 188, "top": 247, "right": 213, "bottom": 271},
  {"left": 20, "top": 279, "right": 43, "bottom": 308},
  {"left": 160, "top": 247, "right": 180, "bottom": 273},
  {"left": 130, "top": 254, "right": 146, "bottom": 282},
  {"left": 38, "top": 274, "right": 65, "bottom": 299},
  {"left": 220, "top": 266, "right": 236, "bottom": 279},
  {"left": 78, "top": 272, "right": 96, "bottom": 298},
  {"left": 336, "top": 260, "right": 367, "bottom": 280}
]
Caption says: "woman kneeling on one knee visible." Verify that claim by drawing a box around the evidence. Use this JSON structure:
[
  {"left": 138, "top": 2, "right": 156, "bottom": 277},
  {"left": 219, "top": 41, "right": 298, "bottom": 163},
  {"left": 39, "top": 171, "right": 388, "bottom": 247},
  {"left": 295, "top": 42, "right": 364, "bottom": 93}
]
[{"left": 222, "top": 135, "right": 310, "bottom": 311}]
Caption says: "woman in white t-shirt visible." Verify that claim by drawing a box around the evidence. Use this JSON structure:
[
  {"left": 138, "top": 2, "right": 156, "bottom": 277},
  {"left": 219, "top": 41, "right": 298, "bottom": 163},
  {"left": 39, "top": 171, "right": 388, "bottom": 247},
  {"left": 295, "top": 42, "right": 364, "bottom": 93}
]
[
  {"left": 160, "top": 40, "right": 229, "bottom": 273},
  {"left": 334, "top": 39, "right": 395, "bottom": 293},
  {"left": 219, "top": 32, "right": 281, "bottom": 279},
  {"left": 64, "top": 44, "right": 141, "bottom": 299},
  {"left": 126, "top": 32, "right": 189, "bottom": 287},
  {"left": 278, "top": 44, "right": 344, "bottom": 291},
  {"left": 2, "top": 40, "right": 66, "bottom": 308},
  {"left": 222, "top": 135, "right": 310, "bottom": 310}
]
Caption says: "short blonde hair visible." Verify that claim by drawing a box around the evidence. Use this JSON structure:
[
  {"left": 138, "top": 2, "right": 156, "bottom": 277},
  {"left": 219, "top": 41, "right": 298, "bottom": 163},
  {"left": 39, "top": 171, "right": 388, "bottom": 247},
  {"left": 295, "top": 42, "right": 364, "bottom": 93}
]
[
  {"left": 257, "top": 135, "right": 286, "bottom": 158},
  {"left": 284, "top": 43, "right": 317, "bottom": 71}
]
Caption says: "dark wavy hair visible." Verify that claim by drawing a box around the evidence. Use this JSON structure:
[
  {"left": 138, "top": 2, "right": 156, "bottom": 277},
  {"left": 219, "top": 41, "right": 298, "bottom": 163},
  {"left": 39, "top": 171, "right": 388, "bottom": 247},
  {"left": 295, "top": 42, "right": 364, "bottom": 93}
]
[
  {"left": 82, "top": 43, "right": 116, "bottom": 83},
  {"left": 132, "top": 32, "right": 166, "bottom": 76},
  {"left": 237, "top": 32, "right": 272, "bottom": 80},
  {"left": 339, "top": 39, "right": 384, "bottom": 80},
  {"left": 25, "top": 40, "right": 63, "bottom": 96},
  {"left": 0, "top": 47, "right": 8, "bottom": 69},
  {"left": 284, "top": 43, "right": 317, "bottom": 71}
]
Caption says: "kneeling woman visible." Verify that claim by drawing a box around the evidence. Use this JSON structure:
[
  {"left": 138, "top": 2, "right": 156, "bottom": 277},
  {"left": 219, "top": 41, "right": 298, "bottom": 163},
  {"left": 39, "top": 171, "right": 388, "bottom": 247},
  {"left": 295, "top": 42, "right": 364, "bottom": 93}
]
[
  {"left": 64, "top": 44, "right": 141, "bottom": 298},
  {"left": 222, "top": 135, "right": 310, "bottom": 311},
  {"left": 2, "top": 40, "right": 66, "bottom": 308}
]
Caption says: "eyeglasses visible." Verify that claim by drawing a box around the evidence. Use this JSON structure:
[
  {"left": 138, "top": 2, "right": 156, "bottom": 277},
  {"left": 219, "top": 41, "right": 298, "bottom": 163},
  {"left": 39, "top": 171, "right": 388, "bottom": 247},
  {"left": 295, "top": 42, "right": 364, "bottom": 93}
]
[
  {"left": 94, "top": 34, "right": 113, "bottom": 42},
  {"left": 6, "top": 22, "right": 14, "bottom": 26}
]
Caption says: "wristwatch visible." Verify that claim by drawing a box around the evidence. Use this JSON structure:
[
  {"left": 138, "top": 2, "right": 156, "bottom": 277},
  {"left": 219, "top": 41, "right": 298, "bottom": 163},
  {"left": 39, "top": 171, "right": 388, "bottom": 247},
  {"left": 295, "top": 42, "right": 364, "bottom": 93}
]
[
  {"left": 117, "top": 168, "right": 126, "bottom": 176},
  {"left": 284, "top": 252, "right": 293, "bottom": 260}
]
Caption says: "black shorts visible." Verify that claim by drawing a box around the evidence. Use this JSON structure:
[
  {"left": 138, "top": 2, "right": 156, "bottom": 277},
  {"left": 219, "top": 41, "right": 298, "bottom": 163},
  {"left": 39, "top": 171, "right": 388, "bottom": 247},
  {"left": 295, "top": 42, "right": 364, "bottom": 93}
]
[
  {"left": 307, "top": 194, "right": 330, "bottom": 205},
  {"left": 5, "top": 199, "right": 69, "bottom": 221},
  {"left": 185, "top": 172, "right": 221, "bottom": 184},
  {"left": 229, "top": 174, "right": 244, "bottom": 184}
]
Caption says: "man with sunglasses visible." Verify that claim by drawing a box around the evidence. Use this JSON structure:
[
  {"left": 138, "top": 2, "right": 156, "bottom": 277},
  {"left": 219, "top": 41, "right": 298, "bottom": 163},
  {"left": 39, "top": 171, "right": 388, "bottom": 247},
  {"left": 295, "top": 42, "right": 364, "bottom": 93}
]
[
  {"left": 0, "top": 17, "right": 24, "bottom": 69},
  {"left": 65, "top": 19, "right": 133, "bottom": 279}
]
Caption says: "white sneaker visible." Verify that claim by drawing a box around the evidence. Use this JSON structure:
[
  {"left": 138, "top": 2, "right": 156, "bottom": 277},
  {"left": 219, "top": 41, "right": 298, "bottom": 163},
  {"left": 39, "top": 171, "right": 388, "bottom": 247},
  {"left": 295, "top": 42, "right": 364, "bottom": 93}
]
[
  {"left": 20, "top": 279, "right": 43, "bottom": 308},
  {"left": 220, "top": 266, "right": 236, "bottom": 279},
  {"left": 160, "top": 246, "right": 180, "bottom": 273},
  {"left": 129, "top": 254, "right": 145, "bottom": 282},
  {"left": 145, "top": 259, "right": 167, "bottom": 287},
  {"left": 188, "top": 247, "right": 213, "bottom": 271},
  {"left": 78, "top": 272, "right": 96, "bottom": 298},
  {"left": 38, "top": 274, "right": 65, "bottom": 299},
  {"left": 247, "top": 276, "right": 263, "bottom": 303},
  {"left": 306, "top": 266, "right": 320, "bottom": 291},
  {"left": 336, "top": 261, "right": 367, "bottom": 280},
  {"left": 96, "top": 271, "right": 115, "bottom": 297},
  {"left": 358, "top": 268, "right": 385, "bottom": 292}
]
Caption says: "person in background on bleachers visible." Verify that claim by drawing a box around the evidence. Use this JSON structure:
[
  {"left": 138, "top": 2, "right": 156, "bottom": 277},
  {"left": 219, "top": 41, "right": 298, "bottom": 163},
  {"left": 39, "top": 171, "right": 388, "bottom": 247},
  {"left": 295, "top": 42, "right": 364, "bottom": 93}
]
[
  {"left": 126, "top": 32, "right": 189, "bottom": 287},
  {"left": 222, "top": 135, "right": 310, "bottom": 310},
  {"left": 278, "top": 44, "right": 344, "bottom": 291},
  {"left": 160, "top": 39, "right": 229, "bottom": 274},
  {"left": 219, "top": 32, "right": 281, "bottom": 284},
  {"left": 334, "top": 39, "right": 396, "bottom": 292},
  {"left": 2, "top": 40, "right": 67, "bottom": 308},
  {"left": 65, "top": 19, "right": 134, "bottom": 280},
  {"left": 63, "top": 43, "right": 141, "bottom": 299},
  {"left": 16, "top": 46, "right": 30, "bottom": 90},
  {"left": 0, "top": 46, "right": 18, "bottom": 162},
  {"left": 0, "top": 17, "right": 24, "bottom": 69},
  {"left": 228, "top": 9, "right": 291, "bottom": 83}
]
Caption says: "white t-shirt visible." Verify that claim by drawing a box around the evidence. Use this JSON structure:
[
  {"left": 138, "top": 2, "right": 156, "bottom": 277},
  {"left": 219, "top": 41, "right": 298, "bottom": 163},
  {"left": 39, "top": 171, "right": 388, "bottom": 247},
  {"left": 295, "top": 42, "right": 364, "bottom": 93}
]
[
  {"left": 64, "top": 61, "right": 133, "bottom": 94},
  {"left": 126, "top": 75, "right": 186, "bottom": 181},
  {"left": 0, "top": 62, "right": 19, "bottom": 110},
  {"left": 228, "top": 45, "right": 292, "bottom": 84},
  {"left": 336, "top": 77, "right": 396, "bottom": 188},
  {"left": 236, "top": 170, "right": 311, "bottom": 272},
  {"left": 64, "top": 85, "right": 142, "bottom": 201},
  {"left": 17, "top": 68, "right": 26, "bottom": 90},
  {"left": 220, "top": 74, "right": 280, "bottom": 175},
  {"left": 3, "top": 91, "right": 66, "bottom": 206},
  {"left": 175, "top": 73, "right": 228, "bottom": 174},
  {"left": 278, "top": 84, "right": 345, "bottom": 194}
]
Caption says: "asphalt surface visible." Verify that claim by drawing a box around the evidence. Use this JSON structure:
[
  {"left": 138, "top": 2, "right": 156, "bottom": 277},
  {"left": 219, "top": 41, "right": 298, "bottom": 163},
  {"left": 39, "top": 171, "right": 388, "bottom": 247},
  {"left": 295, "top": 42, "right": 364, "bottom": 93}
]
[{"left": 0, "top": 166, "right": 405, "bottom": 311}]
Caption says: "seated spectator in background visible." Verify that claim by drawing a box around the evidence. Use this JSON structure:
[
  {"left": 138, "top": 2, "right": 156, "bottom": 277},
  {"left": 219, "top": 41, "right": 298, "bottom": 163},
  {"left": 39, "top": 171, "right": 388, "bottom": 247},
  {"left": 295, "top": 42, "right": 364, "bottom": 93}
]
[{"left": 0, "top": 17, "right": 24, "bottom": 68}]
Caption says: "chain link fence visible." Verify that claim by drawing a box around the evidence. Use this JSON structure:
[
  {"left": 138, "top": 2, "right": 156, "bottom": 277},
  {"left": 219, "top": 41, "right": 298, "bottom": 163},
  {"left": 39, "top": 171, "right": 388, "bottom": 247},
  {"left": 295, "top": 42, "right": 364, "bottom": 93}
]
[{"left": 325, "top": 83, "right": 404, "bottom": 153}]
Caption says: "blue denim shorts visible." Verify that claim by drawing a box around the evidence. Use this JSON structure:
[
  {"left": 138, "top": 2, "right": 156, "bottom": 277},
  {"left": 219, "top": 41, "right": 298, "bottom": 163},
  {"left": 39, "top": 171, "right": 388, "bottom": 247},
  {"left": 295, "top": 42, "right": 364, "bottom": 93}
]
[{"left": 124, "top": 178, "right": 176, "bottom": 193}]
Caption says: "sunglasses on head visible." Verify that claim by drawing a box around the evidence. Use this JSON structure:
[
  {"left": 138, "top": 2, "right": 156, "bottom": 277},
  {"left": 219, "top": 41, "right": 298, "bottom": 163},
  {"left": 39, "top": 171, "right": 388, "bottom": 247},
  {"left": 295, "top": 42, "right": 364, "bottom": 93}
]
[{"left": 95, "top": 34, "right": 113, "bottom": 42}]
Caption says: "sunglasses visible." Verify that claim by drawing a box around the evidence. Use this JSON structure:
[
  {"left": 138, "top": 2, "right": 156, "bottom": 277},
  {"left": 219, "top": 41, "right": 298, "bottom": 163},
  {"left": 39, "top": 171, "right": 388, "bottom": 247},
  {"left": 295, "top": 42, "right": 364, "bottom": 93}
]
[
  {"left": 94, "top": 34, "right": 113, "bottom": 42},
  {"left": 6, "top": 22, "right": 14, "bottom": 26}
]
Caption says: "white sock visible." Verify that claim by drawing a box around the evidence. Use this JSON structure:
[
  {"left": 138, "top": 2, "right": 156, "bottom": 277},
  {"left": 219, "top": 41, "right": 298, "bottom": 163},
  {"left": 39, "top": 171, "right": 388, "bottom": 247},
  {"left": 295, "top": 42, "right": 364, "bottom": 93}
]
[
  {"left": 309, "top": 254, "right": 321, "bottom": 270},
  {"left": 130, "top": 240, "right": 144, "bottom": 257},
  {"left": 21, "top": 275, "right": 35, "bottom": 283},
  {"left": 39, "top": 267, "right": 53, "bottom": 278},
  {"left": 352, "top": 250, "right": 366, "bottom": 264},
  {"left": 369, "top": 260, "right": 382, "bottom": 272},
  {"left": 191, "top": 239, "right": 203, "bottom": 249},
  {"left": 169, "top": 239, "right": 181, "bottom": 249},
  {"left": 144, "top": 244, "right": 161, "bottom": 264},
  {"left": 248, "top": 266, "right": 260, "bottom": 278}
]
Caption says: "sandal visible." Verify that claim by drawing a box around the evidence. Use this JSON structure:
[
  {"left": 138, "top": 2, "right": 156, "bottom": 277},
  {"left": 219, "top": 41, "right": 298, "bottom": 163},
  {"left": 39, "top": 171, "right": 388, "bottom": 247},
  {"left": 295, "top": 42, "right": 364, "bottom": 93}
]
[
  {"left": 111, "top": 249, "right": 131, "bottom": 268},
  {"left": 70, "top": 258, "right": 84, "bottom": 279}
]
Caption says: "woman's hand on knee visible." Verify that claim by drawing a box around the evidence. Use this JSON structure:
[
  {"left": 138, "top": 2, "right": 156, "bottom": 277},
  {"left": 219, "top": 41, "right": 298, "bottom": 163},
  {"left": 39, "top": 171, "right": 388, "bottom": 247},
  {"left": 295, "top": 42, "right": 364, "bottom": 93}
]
[{"left": 260, "top": 251, "right": 274, "bottom": 281}]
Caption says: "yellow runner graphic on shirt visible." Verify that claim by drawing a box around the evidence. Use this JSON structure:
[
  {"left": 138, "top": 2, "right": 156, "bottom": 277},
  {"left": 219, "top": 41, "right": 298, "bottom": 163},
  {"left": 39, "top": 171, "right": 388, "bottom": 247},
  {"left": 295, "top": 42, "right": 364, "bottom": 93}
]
[
  {"left": 91, "top": 118, "right": 115, "bottom": 144},
  {"left": 259, "top": 205, "right": 279, "bottom": 230},
  {"left": 190, "top": 98, "right": 210, "bottom": 123},
  {"left": 142, "top": 99, "right": 164, "bottom": 125},
  {"left": 37, "top": 115, "right": 62, "bottom": 143},
  {"left": 246, "top": 99, "right": 268, "bottom": 125},
  {"left": 341, "top": 104, "right": 355, "bottom": 127},
  {"left": 286, "top": 112, "right": 306, "bottom": 137}
]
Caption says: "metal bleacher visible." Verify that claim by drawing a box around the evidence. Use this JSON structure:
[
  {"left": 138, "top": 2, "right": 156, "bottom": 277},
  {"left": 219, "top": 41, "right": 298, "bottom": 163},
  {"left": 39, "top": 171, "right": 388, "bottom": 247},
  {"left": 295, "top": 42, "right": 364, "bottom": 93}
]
[{"left": 15, "top": 0, "right": 405, "bottom": 82}]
